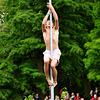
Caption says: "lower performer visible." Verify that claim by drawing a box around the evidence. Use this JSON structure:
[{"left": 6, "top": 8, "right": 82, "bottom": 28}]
[{"left": 42, "top": 3, "right": 61, "bottom": 87}]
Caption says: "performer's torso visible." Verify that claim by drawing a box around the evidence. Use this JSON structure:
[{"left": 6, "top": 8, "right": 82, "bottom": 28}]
[{"left": 43, "top": 27, "right": 59, "bottom": 50}]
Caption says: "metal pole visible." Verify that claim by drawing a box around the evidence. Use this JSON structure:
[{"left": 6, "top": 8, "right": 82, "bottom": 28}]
[{"left": 49, "top": 0, "right": 54, "bottom": 100}]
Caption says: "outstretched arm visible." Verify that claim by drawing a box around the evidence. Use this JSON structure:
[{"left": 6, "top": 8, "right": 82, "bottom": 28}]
[
  {"left": 47, "top": 3, "right": 59, "bottom": 30},
  {"left": 42, "top": 9, "right": 51, "bottom": 32}
]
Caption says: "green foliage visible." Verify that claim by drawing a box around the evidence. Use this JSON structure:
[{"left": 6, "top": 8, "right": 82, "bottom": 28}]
[
  {"left": 54, "top": 0, "right": 94, "bottom": 93},
  {"left": 84, "top": 3, "right": 100, "bottom": 81},
  {"left": 0, "top": 0, "right": 99, "bottom": 99},
  {"left": 24, "top": 95, "right": 33, "bottom": 100},
  {"left": 0, "top": 0, "right": 47, "bottom": 99}
]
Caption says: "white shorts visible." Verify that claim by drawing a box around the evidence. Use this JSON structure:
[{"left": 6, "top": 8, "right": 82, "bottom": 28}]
[{"left": 43, "top": 48, "right": 61, "bottom": 65}]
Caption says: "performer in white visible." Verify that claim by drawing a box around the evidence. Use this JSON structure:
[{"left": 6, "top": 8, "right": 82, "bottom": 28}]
[{"left": 42, "top": 3, "right": 61, "bottom": 87}]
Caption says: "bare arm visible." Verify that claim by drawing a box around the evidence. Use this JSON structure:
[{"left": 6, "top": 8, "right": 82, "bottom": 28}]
[
  {"left": 42, "top": 9, "right": 51, "bottom": 32},
  {"left": 42, "top": 14, "right": 49, "bottom": 32},
  {"left": 47, "top": 3, "right": 59, "bottom": 30},
  {"left": 52, "top": 8, "right": 59, "bottom": 30}
]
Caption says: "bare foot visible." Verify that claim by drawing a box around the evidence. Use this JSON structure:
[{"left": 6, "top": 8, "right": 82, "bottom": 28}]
[
  {"left": 54, "top": 81, "right": 57, "bottom": 87},
  {"left": 49, "top": 85, "right": 54, "bottom": 90},
  {"left": 49, "top": 86, "right": 51, "bottom": 90},
  {"left": 47, "top": 79, "right": 54, "bottom": 86},
  {"left": 49, "top": 82, "right": 57, "bottom": 90}
]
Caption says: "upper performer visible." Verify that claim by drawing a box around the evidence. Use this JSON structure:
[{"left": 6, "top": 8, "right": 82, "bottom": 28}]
[{"left": 42, "top": 3, "right": 61, "bottom": 87}]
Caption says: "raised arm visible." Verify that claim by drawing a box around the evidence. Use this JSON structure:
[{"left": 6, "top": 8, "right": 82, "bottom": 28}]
[
  {"left": 42, "top": 9, "right": 51, "bottom": 32},
  {"left": 47, "top": 3, "right": 59, "bottom": 30}
]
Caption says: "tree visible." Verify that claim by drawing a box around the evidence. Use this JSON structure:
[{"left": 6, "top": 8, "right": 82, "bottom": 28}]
[
  {"left": 0, "top": 0, "right": 47, "bottom": 99},
  {"left": 54, "top": 0, "right": 94, "bottom": 96},
  {"left": 84, "top": 2, "right": 100, "bottom": 81},
  {"left": 0, "top": 0, "right": 98, "bottom": 99}
]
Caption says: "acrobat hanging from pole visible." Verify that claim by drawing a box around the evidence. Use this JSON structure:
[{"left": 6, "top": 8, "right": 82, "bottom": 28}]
[{"left": 42, "top": 1, "right": 61, "bottom": 99}]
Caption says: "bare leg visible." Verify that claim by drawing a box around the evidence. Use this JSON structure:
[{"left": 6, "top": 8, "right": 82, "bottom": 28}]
[
  {"left": 44, "top": 57, "right": 54, "bottom": 86},
  {"left": 50, "top": 59, "right": 58, "bottom": 87}
]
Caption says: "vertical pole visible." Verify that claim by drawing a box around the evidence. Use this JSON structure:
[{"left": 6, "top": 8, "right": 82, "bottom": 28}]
[{"left": 49, "top": 0, "right": 54, "bottom": 100}]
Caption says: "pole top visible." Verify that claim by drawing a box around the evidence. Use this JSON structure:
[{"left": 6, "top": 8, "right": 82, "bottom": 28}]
[{"left": 49, "top": 0, "right": 52, "bottom": 4}]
